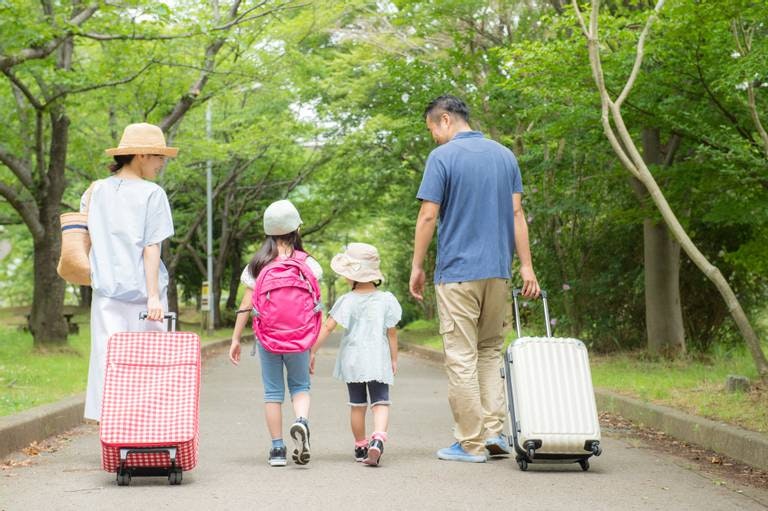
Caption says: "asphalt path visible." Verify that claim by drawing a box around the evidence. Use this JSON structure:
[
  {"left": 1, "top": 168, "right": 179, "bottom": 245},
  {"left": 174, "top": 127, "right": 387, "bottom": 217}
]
[{"left": 2, "top": 337, "right": 766, "bottom": 510}]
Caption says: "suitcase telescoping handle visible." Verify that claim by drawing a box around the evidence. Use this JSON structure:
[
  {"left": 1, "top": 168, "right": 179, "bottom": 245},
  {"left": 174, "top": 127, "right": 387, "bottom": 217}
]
[
  {"left": 139, "top": 311, "right": 177, "bottom": 332},
  {"left": 512, "top": 288, "right": 551, "bottom": 338}
]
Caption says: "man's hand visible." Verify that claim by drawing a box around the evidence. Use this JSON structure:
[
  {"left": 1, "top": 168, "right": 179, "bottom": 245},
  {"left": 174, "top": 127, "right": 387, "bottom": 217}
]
[
  {"left": 520, "top": 265, "right": 540, "bottom": 298},
  {"left": 409, "top": 266, "right": 426, "bottom": 301}
]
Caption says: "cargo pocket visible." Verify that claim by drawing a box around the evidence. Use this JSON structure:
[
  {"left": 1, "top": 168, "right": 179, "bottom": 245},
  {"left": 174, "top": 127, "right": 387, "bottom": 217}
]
[{"left": 438, "top": 317, "right": 455, "bottom": 335}]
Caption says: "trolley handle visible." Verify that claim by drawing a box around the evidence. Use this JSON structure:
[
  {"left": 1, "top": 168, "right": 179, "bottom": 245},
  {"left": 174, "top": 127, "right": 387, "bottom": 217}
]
[
  {"left": 512, "top": 289, "right": 551, "bottom": 338},
  {"left": 139, "top": 311, "right": 177, "bottom": 332}
]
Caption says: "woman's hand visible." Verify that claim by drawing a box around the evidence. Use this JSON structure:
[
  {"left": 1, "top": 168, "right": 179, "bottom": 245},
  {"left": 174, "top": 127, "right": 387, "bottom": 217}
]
[
  {"left": 392, "top": 358, "right": 398, "bottom": 375},
  {"left": 309, "top": 352, "right": 316, "bottom": 375},
  {"left": 146, "top": 295, "right": 163, "bottom": 321},
  {"left": 229, "top": 339, "right": 241, "bottom": 366}
]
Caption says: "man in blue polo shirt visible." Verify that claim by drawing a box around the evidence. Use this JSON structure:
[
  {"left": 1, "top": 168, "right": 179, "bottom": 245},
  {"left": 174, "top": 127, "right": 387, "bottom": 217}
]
[{"left": 410, "top": 95, "right": 540, "bottom": 463}]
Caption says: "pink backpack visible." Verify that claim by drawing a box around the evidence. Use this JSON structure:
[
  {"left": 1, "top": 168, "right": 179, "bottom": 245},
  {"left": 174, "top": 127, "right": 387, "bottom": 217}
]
[{"left": 251, "top": 251, "right": 322, "bottom": 354}]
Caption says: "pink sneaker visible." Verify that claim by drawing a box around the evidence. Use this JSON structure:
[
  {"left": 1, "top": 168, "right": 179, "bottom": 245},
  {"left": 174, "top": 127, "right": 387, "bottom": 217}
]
[{"left": 363, "top": 439, "right": 383, "bottom": 466}]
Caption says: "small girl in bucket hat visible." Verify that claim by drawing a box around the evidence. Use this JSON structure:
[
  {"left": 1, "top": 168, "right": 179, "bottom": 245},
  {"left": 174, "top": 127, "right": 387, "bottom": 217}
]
[{"left": 310, "top": 243, "right": 402, "bottom": 466}]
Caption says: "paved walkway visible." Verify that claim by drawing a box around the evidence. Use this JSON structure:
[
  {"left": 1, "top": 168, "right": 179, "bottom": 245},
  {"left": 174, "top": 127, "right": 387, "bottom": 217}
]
[{"left": 1, "top": 339, "right": 767, "bottom": 510}]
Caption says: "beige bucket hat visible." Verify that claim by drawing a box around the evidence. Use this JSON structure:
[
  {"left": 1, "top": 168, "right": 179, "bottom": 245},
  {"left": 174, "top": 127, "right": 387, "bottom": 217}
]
[
  {"left": 331, "top": 243, "right": 384, "bottom": 283},
  {"left": 105, "top": 123, "right": 179, "bottom": 157}
]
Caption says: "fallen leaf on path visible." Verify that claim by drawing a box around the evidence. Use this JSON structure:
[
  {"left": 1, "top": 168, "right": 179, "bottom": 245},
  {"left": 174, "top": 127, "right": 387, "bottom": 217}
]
[
  {"left": 22, "top": 442, "right": 41, "bottom": 456},
  {"left": 1, "top": 459, "right": 33, "bottom": 470}
]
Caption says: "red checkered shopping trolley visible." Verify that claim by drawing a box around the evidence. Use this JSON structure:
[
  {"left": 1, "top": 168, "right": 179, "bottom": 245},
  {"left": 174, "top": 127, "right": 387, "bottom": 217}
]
[{"left": 100, "top": 313, "right": 200, "bottom": 486}]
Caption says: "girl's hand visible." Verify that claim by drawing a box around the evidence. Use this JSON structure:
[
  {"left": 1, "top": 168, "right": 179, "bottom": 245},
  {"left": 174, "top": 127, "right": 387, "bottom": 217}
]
[
  {"left": 146, "top": 295, "right": 163, "bottom": 321},
  {"left": 229, "top": 339, "right": 241, "bottom": 366},
  {"left": 392, "top": 359, "right": 398, "bottom": 375},
  {"left": 309, "top": 352, "right": 316, "bottom": 375}
]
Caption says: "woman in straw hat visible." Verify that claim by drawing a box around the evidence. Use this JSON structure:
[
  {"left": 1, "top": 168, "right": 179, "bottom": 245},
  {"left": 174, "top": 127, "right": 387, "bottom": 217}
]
[{"left": 83, "top": 123, "right": 177, "bottom": 421}]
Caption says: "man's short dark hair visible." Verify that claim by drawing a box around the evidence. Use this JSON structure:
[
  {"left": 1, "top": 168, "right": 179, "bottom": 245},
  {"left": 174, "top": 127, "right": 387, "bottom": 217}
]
[{"left": 424, "top": 95, "right": 470, "bottom": 123}]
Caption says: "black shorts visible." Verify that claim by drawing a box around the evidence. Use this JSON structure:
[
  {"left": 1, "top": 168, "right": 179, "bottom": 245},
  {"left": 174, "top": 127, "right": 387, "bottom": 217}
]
[{"left": 346, "top": 381, "right": 390, "bottom": 407}]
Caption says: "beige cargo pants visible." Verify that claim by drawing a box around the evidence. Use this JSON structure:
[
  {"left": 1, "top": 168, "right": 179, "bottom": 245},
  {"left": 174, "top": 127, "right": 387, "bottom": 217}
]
[{"left": 435, "top": 278, "right": 507, "bottom": 456}]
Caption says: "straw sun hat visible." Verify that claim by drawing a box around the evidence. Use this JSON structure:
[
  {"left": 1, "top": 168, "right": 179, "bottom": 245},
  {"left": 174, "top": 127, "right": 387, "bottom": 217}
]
[
  {"left": 105, "top": 123, "right": 178, "bottom": 157},
  {"left": 330, "top": 243, "right": 385, "bottom": 283}
]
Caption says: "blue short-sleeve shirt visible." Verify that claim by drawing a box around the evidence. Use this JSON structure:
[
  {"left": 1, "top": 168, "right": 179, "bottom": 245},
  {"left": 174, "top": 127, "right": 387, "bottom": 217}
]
[{"left": 417, "top": 131, "right": 523, "bottom": 283}]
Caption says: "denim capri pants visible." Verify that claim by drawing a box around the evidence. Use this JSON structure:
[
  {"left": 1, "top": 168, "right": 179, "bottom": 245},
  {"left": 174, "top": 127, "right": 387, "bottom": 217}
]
[
  {"left": 346, "top": 381, "right": 390, "bottom": 407},
  {"left": 257, "top": 342, "right": 311, "bottom": 403}
]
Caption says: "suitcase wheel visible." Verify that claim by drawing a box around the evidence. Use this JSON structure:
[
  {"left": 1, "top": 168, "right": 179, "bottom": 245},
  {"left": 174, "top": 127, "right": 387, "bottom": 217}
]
[
  {"left": 168, "top": 468, "right": 183, "bottom": 485},
  {"left": 116, "top": 470, "right": 131, "bottom": 486},
  {"left": 517, "top": 458, "right": 528, "bottom": 471},
  {"left": 590, "top": 442, "right": 602, "bottom": 457},
  {"left": 579, "top": 459, "right": 590, "bottom": 472}
]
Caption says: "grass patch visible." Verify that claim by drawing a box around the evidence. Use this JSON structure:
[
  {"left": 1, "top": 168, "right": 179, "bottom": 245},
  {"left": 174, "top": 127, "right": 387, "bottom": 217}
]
[
  {"left": 0, "top": 307, "right": 237, "bottom": 417},
  {"left": 0, "top": 325, "right": 91, "bottom": 416},
  {"left": 592, "top": 350, "right": 768, "bottom": 433},
  {"left": 399, "top": 319, "right": 443, "bottom": 351}
]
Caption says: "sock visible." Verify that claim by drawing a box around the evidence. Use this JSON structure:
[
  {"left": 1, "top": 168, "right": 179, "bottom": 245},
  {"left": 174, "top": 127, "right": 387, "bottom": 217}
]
[
  {"left": 272, "top": 438, "right": 285, "bottom": 448},
  {"left": 371, "top": 431, "right": 388, "bottom": 442},
  {"left": 295, "top": 416, "right": 309, "bottom": 427},
  {"left": 355, "top": 439, "right": 369, "bottom": 448}
]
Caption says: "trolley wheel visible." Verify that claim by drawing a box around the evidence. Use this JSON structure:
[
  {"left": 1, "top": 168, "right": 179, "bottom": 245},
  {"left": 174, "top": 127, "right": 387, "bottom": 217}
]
[
  {"left": 592, "top": 443, "right": 603, "bottom": 457},
  {"left": 168, "top": 468, "right": 183, "bottom": 485},
  {"left": 527, "top": 447, "right": 536, "bottom": 460},
  {"left": 116, "top": 470, "right": 131, "bottom": 486},
  {"left": 517, "top": 458, "right": 528, "bottom": 471},
  {"left": 579, "top": 459, "right": 590, "bottom": 472}
]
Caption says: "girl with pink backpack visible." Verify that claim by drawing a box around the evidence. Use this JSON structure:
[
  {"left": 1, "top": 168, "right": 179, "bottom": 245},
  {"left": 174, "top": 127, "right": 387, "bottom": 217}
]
[{"left": 229, "top": 200, "right": 323, "bottom": 467}]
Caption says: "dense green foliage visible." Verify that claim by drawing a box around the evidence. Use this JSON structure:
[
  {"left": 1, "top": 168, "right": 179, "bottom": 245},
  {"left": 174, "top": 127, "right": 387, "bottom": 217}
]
[{"left": 1, "top": 0, "right": 766, "bottom": 355}]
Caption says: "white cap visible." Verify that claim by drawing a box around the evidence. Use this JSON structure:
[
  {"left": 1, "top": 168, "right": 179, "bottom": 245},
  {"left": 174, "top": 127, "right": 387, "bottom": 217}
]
[{"left": 263, "top": 200, "right": 303, "bottom": 236}]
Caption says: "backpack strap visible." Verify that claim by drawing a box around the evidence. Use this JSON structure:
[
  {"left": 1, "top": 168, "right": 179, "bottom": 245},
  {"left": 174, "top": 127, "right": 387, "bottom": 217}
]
[{"left": 291, "top": 250, "right": 308, "bottom": 262}]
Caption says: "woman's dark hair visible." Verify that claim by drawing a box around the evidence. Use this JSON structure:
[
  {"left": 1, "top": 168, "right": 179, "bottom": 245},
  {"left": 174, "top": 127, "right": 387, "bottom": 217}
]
[
  {"left": 109, "top": 154, "right": 135, "bottom": 173},
  {"left": 248, "top": 230, "right": 305, "bottom": 279}
]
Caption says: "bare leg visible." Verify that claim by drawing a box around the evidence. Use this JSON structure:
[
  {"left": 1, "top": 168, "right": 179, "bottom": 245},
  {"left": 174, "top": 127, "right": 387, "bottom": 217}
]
[
  {"left": 265, "top": 403, "right": 283, "bottom": 440},
  {"left": 371, "top": 404, "right": 390, "bottom": 434},
  {"left": 351, "top": 406, "right": 367, "bottom": 442},
  {"left": 291, "top": 391, "right": 310, "bottom": 420}
]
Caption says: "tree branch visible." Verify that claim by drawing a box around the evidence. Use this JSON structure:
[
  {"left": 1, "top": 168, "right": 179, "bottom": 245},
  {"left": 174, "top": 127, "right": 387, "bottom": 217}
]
[
  {"left": 1, "top": 70, "right": 44, "bottom": 110},
  {"left": 43, "top": 61, "right": 154, "bottom": 106},
  {"left": 0, "top": 145, "right": 35, "bottom": 191},
  {"left": 77, "top": 31, "right": 196, "bottom": 41},
  {"left": 0, "top": 182, "right": 43, "bottom": 239},
  {"left": 747, "top": 85, "right": 768, "bottom": 159},
  {"left": 0, "top": 3, "right": 99, "bottom": 71},
  {"left": 615, "top": 0, "right": 665, "bottom": 108}
]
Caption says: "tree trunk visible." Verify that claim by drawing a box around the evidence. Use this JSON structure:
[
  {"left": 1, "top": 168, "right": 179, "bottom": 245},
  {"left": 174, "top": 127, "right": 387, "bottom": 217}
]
[
  {"left": 31, "top": 109, "right": 69, "bottom": 347},
  {"left": 31, "top": 235, "right": 68, "bottom": 347},
  {"left": 78, "top": 285, "right": 92, "bottom": 309},
  {"left": 226, "top": 241, "right": 242, "bottom": 311},
  {"left": 643, "top": 220, "right": 684, "bottom": 355},
  {"left": 640, "top": 128, "right": 685, "bottom": 356}
]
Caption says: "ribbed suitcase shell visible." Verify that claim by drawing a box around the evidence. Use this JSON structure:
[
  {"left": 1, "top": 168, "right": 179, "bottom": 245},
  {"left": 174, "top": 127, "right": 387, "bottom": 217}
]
[
  {"left": 506, "top": 336, "right": 601, "bottom": 456},
  {"left": 100, "top": 331, "right": 201, "bottom": 472}
]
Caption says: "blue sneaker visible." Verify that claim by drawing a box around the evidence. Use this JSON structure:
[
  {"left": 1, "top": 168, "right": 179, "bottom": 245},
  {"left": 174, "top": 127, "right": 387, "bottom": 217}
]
[
  {"left": 436, "top": 442, "right": 486, "bottom": 463},
  {"left": 485, "top": 434, "right": 511, "bottom": 456}
]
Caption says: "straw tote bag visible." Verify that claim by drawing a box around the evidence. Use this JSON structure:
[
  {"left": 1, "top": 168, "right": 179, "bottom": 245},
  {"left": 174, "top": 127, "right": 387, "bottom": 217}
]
[{"left": 57, "top": 181, "right": 98, "bottom": 286}]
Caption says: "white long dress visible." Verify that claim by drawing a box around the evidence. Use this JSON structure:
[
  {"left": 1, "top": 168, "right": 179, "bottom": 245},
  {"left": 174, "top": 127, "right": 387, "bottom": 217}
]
[{"left": 82, "top": 176, "right": 174, "bottom": 420}]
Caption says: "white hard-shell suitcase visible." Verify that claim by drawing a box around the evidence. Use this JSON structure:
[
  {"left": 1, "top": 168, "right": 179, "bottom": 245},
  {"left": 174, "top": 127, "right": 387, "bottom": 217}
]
[{"left": 502, "top": 289, "right": 603, "bottom": 471}]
